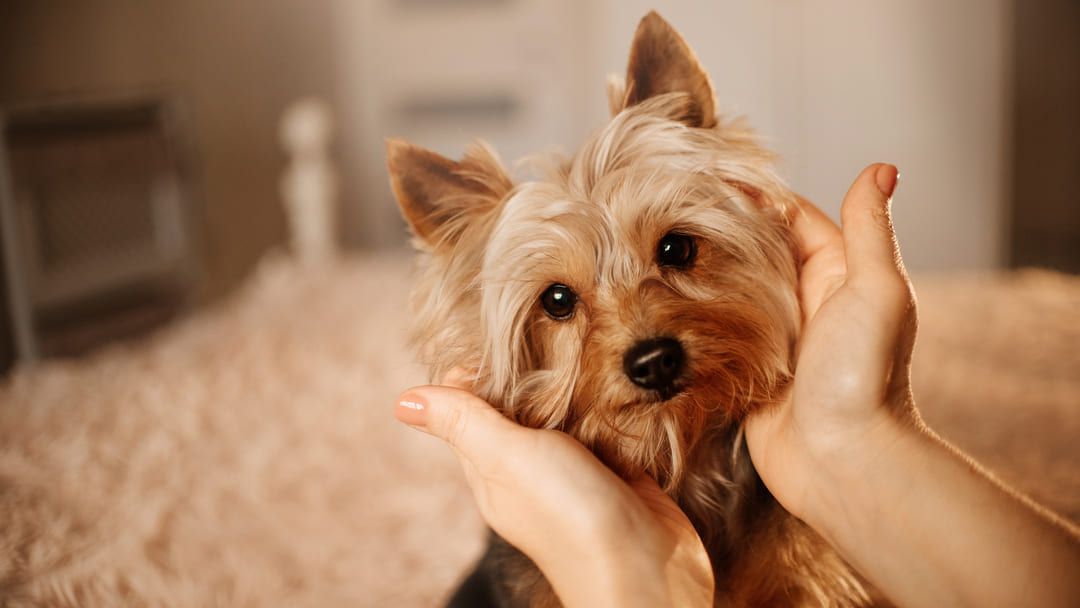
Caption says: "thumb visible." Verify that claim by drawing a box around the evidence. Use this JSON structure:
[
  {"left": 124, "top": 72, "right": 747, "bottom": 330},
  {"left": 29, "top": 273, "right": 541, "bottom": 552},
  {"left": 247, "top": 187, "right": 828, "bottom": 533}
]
[
  {"left": 395, "top": 385, "right": 526, "bottom": 468},
  {"left": 840, "top": 163, "right": 905, "bottom": 289},
  {"left": 838, "top": 164, "right": 918, "bottom": 409}
]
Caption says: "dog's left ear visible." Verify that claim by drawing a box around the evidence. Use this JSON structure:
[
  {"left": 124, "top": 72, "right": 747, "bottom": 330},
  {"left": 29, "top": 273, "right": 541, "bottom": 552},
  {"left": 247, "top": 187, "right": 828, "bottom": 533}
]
[
  {"left": 386, "top": 138, "right": 511, "bottom": 248},
  {"left": 619, "top": 11, "right": 717, "bottom": 128}
]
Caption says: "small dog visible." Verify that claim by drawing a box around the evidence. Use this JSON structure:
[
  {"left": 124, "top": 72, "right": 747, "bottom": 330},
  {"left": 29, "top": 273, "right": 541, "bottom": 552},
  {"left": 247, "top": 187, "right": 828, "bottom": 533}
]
[{"left": 388, "top": 11, "right": 869, "bottom": 608}]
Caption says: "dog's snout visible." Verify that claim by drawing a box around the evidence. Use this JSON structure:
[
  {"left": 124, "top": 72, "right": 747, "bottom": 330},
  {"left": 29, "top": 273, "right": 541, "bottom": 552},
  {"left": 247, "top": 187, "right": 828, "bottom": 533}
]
[{"left": 623, "top": 337, "right": 685, "bottom": 393}]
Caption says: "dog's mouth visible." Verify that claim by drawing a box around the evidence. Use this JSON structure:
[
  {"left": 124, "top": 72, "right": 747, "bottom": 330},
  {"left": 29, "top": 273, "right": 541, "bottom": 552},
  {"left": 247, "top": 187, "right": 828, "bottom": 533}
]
[
  {"left": 645, "top": 382, "right": 688, "bottom": 404},
  {"left": 622, "top": 377, "right": 693, "bottom": 409}
]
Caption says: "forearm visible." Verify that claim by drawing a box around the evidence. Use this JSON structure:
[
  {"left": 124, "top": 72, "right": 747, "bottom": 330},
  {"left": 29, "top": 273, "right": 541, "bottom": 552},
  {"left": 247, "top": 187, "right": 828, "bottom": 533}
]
[{"left": 803, "top": 418, "right": 1080, "bottom": 607}]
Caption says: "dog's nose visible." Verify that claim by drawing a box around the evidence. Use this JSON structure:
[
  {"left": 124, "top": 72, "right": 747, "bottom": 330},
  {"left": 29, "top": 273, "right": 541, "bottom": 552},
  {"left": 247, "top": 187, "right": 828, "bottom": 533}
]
[{"left": 623, "top": 337, "right": 685, "bottom": 393}]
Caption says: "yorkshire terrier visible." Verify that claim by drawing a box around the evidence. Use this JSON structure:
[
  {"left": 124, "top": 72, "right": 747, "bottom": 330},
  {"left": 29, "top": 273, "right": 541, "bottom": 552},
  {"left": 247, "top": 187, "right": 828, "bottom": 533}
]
[{"left": 387, "top": 11, "right": 869, "bottom": 608}]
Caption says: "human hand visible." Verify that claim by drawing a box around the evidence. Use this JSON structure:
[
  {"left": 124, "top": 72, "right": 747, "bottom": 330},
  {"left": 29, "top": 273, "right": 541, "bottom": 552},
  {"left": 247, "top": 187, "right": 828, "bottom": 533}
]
[
  {"left": 746, "top": 164, "right": 1080, "bottom": 608},
  {"left": 745, "top": 163, "right": 920, "bottom": 526},
  {"left": 394, "top": 372, "right": 713, "bottom": 608}
]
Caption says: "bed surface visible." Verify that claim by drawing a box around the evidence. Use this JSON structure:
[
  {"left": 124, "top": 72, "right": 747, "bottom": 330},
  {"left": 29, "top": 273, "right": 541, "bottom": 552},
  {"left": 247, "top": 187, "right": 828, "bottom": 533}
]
[{"left": 0, "top": 253, "right": 1077, "bottom": 606}]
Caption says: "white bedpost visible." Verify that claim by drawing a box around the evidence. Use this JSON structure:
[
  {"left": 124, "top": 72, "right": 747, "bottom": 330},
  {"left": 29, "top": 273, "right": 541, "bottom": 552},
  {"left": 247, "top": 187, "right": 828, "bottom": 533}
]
[{"left": 280, "top": 97, "right": 338, "bottom": 263}]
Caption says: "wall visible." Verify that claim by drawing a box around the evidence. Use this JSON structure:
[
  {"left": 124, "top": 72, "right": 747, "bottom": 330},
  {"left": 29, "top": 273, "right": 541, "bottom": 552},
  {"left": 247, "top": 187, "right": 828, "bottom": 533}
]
[
  {"left": 598, "top": 0, "right": 1012, "bottom": 271},
  {"left": 329, "top": 0, "right": 607, "bottom": 249},
  {"left": 332, "top": 0, "right": 1013, "bottom": 271},
  {"left": 2, "top": 0, "right": 1017, "bottom": 306}
]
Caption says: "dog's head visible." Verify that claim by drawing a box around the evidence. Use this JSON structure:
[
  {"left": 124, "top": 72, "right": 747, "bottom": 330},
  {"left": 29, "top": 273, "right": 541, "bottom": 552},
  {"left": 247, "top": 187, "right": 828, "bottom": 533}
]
[{"left": 388, "top": 12, "right": 799, "bottom": 491}]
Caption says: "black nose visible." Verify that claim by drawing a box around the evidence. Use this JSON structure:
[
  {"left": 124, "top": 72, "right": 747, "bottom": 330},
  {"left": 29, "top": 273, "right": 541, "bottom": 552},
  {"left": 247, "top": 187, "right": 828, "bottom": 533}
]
[{"left": 623, "top": 337, "right": 685, "bottom": 393}]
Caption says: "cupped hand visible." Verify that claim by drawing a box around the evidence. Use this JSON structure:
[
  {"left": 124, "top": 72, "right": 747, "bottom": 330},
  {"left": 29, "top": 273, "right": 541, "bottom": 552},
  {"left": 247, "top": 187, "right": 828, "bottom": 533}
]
[
  {"left": 394, "top": 372, "right": 713, "bottom": 608},
  {"left": 745, "top": 163, "right": 920, "bottom": 525}
]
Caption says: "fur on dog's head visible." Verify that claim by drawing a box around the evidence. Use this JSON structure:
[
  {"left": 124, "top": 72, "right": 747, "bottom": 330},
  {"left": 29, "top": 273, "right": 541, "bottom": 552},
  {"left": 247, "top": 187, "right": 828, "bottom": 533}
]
[{"left": 387, "top": 11, "right": 800, "bottom": 493}]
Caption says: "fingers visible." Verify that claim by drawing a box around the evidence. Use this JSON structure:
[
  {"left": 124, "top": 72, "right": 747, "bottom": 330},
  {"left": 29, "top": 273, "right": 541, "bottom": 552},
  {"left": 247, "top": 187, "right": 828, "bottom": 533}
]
[
  {"left": 791, "top": 196, "right": 847, "bottom": 319},
  {"left": 790, "top": 195, "right": 842, "bottom": 264},
  {"left": 395, "top": 385, "right": 525, "bottom": 467}
]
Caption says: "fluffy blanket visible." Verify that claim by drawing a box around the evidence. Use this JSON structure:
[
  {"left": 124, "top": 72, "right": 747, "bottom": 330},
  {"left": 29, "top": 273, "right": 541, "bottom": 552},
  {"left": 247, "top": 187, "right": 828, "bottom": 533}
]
[{"left": 0, "top": 254, "right": 1077, "bottom": 606}]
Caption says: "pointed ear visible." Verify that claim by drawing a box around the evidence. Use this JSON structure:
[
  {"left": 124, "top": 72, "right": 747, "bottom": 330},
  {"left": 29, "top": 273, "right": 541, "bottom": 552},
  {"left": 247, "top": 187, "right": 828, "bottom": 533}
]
[
  {"left": 621, "top": 11, "right": 717, "bottom": 128},
  {"left": 386, "top": 138, "right": 511, "bottom": 246}
]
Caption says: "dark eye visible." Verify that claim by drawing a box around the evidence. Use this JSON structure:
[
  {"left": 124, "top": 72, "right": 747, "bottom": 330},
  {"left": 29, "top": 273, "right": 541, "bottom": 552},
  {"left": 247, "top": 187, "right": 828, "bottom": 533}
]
[
  {"left": 541, "top": 283, "right": 577, "bottom": 320},
  {"left": 656, "top": 232, "right": 696, "bottom": 268}
]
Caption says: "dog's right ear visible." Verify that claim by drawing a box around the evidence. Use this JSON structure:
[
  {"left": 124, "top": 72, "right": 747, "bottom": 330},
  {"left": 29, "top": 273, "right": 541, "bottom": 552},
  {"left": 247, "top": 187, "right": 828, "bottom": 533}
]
[
  {"left": 615, "top": 11, "right": 717, "bottom": 128},
  {"left": 386, "top": 138, "right": 511, "bottom": 247}
]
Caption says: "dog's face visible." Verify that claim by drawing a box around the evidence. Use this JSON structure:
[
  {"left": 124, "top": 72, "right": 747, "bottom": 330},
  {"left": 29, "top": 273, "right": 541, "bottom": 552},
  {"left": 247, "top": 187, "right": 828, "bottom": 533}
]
[{"left": 388, "top": 12, "right": 799, "bottom": 491}]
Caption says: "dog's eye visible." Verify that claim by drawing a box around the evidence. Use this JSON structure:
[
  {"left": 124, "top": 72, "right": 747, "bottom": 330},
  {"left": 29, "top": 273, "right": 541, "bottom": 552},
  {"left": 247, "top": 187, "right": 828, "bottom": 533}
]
[
  {"left": 540, "top": 284, "right": 577, "bottom": 320},
  {"left": 656, "top": 232, "right": 696, "bottom": 268}
]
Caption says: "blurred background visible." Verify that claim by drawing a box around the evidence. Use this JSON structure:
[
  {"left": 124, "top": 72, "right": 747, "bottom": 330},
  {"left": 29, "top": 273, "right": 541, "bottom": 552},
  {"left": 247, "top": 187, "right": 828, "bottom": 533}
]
[{"left": 0, "top": 0, "right": 1077, "bottom": 373}]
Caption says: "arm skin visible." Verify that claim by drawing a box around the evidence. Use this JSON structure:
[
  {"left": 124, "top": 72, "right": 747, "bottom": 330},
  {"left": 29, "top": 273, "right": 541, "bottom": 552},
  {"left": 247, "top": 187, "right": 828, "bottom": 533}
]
[{"left": 746, "top": 163, "right": 1080, "bottom": 607}]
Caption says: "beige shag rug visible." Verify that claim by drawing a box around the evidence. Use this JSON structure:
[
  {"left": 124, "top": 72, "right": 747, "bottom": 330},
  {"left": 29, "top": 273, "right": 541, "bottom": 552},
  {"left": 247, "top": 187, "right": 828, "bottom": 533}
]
[{"left": 0, "top": 254, "right": 1077, "bottom": 606}]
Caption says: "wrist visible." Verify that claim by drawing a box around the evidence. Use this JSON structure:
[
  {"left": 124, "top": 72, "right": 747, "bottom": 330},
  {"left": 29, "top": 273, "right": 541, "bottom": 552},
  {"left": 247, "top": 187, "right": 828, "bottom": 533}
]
[
  {"left": 530, "top": 498, "right": 664, "bottom": 608},
  {"left": 542, "top": 502, "right": 712, "bottom": 608},
  {"left": 797, "top": 411, "right": 928, "bottom": 546},
  {"left": 541, "top": 537, "right": 671, "bottom": 608}
]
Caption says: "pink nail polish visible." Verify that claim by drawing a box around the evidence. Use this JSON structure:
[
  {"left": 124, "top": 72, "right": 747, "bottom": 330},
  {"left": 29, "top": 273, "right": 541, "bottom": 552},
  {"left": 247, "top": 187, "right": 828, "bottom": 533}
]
[
  {"left": 395, "top": 392, "right": 428, "bottom": 427},
  {"left": 875, "top": 164, "right": 899, "bottom": 199}
]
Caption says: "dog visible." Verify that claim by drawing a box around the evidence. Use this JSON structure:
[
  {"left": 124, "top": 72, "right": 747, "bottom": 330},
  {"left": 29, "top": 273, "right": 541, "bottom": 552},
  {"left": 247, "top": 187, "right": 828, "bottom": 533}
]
[{"left": 387, "top": 11, "right": 869, "bottom": 607}]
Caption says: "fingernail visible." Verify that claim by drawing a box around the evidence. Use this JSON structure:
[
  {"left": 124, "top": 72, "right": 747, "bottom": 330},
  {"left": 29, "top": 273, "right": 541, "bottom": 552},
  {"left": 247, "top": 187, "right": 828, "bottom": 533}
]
[
  {"left": 875, "top": 164, "right": 899, "bottom": 199},
  {"left": 395, "top": 392, "right": 428, "bottom": 427}
]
